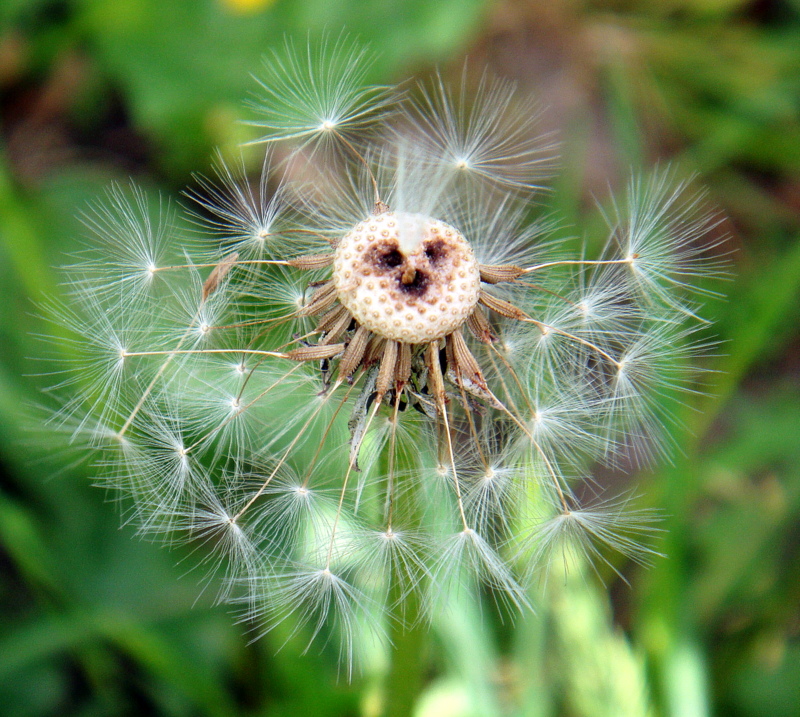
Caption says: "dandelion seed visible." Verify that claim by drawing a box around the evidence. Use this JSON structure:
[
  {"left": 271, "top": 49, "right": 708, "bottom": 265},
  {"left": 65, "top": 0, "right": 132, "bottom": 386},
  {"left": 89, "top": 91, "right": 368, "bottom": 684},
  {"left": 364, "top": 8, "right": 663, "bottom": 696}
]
[
  {"left": 403, "top": 68, "right": 555, "bottom": 192},
  {"left": 516, "top": 495, "right": 665, "bottom": 585},
  {"left": 246, "top": 32, "right": 393, "bottom": 155},
  {"left": 44, "top": 38, "right": 725, "bottom": 671},
  {"left": 69, "top": 182, "right": 174, "bottom": 306}
]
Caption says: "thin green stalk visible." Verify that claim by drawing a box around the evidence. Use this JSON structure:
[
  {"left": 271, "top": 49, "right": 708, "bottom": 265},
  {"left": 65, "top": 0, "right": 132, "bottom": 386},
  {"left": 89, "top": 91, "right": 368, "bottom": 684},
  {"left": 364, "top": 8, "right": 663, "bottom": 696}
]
[
  {"left": 383, "top": 419, "right": 427, "bottom": 717},
  {"left": 384, "top": 581, "right": 427, "bottom": 717}
]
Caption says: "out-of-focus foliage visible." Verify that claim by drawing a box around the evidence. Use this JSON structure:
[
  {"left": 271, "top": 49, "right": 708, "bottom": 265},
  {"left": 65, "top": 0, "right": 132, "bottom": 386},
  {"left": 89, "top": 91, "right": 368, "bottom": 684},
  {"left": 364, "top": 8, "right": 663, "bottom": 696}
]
[
  {"left": 1, "top": 0, "right": 799, "bottom": 716},
  {"left": 1, "top": 0, "right": 486, "bottom": 178}
]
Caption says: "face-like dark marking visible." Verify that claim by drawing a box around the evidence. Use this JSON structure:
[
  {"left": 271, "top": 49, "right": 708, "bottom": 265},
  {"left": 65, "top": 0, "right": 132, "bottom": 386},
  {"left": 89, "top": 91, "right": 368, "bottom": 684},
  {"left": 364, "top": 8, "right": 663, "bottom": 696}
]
[{"left": 366, "top": 240, "right": 431, "bottom": 297}]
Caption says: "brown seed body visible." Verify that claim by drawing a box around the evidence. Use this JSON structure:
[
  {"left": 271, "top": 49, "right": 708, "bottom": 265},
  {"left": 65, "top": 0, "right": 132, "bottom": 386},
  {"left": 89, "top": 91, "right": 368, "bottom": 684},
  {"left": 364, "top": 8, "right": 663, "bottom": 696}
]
[{"left": 332, "top": 212, "right": 481, "bottom": 343}]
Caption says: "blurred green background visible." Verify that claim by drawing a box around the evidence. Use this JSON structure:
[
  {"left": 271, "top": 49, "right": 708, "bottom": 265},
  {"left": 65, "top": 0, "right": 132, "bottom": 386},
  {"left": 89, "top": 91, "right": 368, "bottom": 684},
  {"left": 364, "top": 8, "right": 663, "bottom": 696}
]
[{"left": 1, "top": 0, "right": 799, "bottom": 715}]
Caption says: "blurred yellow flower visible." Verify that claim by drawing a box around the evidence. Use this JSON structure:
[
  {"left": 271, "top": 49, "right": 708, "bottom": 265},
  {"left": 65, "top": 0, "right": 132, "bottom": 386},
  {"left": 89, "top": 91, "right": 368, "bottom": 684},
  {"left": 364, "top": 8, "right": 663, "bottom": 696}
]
[{"left": 221, "top": 0, "right": 276, "bottom": 15}]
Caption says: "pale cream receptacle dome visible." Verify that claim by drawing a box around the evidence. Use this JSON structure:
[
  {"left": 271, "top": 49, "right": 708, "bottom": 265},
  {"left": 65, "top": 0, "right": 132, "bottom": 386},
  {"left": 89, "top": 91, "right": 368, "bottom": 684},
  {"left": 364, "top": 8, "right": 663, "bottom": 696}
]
[{"left": 332, "top": 211, "right": 481, "bottom": 344}]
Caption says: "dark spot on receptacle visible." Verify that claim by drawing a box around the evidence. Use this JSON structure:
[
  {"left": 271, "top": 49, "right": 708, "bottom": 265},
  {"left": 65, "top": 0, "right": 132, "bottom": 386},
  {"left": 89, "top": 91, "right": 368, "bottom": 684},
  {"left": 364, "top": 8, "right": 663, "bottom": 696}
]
[
  {"left": 365, "top": 239, "right": 431, "bottom": 296},
  {"left": 397, "top": 270, "right": 428, "bottom": 296},
  {"left": 382, "top": 249, "right": 403, "bottom": 268},
  {"left": 366, "top": 241, "right": 403, "bottom": 272},
  {"left": 424, "top": 238, "right": 448, "bottom": 264}
]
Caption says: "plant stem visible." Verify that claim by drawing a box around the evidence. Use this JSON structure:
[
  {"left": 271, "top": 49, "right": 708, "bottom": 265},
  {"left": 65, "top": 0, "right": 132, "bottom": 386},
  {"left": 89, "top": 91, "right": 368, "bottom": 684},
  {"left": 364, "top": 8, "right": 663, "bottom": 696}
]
[
  {"left": 383, "top": 428, "right": 427, "bottom": 717},
  {"left": 384, "top": 583, "right": 426, "bottom": 717}
]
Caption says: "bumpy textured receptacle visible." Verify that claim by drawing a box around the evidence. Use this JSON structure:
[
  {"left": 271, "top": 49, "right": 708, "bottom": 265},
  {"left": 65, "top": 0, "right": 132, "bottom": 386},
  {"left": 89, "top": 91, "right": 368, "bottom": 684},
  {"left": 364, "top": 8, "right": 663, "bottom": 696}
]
[{"left": 332, "top": 212, "right": 481, "bottom": 343}]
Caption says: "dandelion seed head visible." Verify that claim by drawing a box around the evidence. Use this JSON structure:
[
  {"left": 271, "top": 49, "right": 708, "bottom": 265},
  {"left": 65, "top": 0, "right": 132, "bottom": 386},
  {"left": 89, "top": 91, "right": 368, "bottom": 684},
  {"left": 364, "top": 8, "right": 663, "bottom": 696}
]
[{"left": 43, "top": 36, "right": 727, "bottom": 669}]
